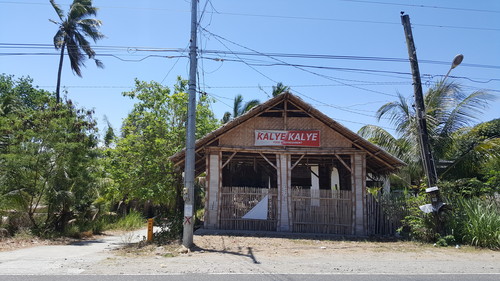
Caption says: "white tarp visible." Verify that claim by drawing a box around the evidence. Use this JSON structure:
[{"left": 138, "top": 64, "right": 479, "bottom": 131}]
[{"left": 242, "top": 195, "right": 269, "bottom": 220}]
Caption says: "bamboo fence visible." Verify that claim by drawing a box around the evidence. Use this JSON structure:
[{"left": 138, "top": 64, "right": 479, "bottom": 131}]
[
  {"left": 219, "top": 186, "right": 278, "bottom": 231},
  {"left": 291, "top": 188, "right": 352, "bottom": 235}
]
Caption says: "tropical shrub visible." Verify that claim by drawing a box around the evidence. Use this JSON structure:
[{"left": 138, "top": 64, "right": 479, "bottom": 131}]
[
  {"left": 451, "top": 197, "right": 500, "bottom": 249},
  {"left": 1, "top": 74, "right": 102, "bottom": 236}
]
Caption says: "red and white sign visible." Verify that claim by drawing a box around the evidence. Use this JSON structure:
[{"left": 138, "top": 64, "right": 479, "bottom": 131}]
[{"left": 255, "top": 130, "right": 320, "bottom": 147}]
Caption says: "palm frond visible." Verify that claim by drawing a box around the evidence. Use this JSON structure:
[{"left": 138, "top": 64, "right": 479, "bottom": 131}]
[
  {"left": 65, "top": 38, "right": 85, "bottom": 77},
  {"left": 74, "top": 32, "right": 95, "bottom": 58},
  {"left": 78, "top": 19, "right": 104, "bottom": 41},
  {"left": 233, "top": 94, "right": 243, "bottom": 117},
  {"left": 52, "top": 29, "right": 65, "bottom": 49},
  {"left": 69, "top": 0, "right": 98, "bottom": 21},
  {"left": 272, "top": 82, "right": 290, "bottom": 97},
  {"left": 94, "top": 59, "right": 104, "bottom": 69},
  {"left": 222, "top": 112, "right": 231, "bottom": 123},
  {"left": 243, "top": 99, "right": 260, "bottom": 113},
  {"left": 441, "top": 90, "right": 495, "bottom": 135},
  {"left": 442, "top": 138, "right": 500, "bottom": 179},
  {"left": 49, "top": 0, "right": 64, "bottom": 20}
]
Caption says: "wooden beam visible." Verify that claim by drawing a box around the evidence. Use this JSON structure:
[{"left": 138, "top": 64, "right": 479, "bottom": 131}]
[
  {"left": 284, "top": 99, "right": 288, "bottom": 130},
  {"left": 221, "top": 152, "right": 237, "bottom": 168},
  {"left": 335, "top": 154, "right": 352, "bottom": 173},
  {"left": 350, "top": 139, "right": 395, "bottom": 170},
  {"left": 208, "top": 145, "right": 360, "bottom": 155},
  {"left": 259, "top": 152, "right": 277, "bottom": 170},
  {"left": 290, "top": 154, "right": 305, "bottom": 170}
]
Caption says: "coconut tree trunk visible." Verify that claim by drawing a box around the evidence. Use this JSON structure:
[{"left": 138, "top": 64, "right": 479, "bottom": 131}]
[{"left": 55, "top": 42, "right": 66, "bottom": 104}]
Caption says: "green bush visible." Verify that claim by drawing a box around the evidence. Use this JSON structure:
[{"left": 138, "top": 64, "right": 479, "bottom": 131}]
[
  {"left": 453, "top": 197, "right": 500, "bottom": 249},
  {"left": 398, "top": 193, "right": 439, "bottom": 242},
  {"left": 111, "top": 210, "right": 145, "bottom": 231},
  {"left": 153, "top": 213, "right": 183, "bottom": 245},
  {"left": 435, "top": 235, "right": 456, "bottom": 247},
  {"left": 440, "top": 178, "right": 496, "bottom": 198},
  {"left": 398, "top": 189, "right": 500, "bottom": 249}
]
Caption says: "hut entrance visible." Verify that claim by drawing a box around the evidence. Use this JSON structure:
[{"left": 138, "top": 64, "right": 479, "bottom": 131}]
[{"left": 219, "top": 152, "right": 278, "bottom": 231}]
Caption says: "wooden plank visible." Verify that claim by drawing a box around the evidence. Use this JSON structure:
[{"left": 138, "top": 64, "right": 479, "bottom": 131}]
[
  {"left": 259, "top": 152, "right": 277, "bottom": 170},
  {"left": 335, "top": 154, "right": 352, "bottom": 173},
  {"left": 221, "top": 152, "right": 237, "bottom": 168},
  {"left": 290, "top": 154, "right": 305, "bottom": 170},
  {"left": 208, "top": 145, "right": 361, "bottom": 155}
]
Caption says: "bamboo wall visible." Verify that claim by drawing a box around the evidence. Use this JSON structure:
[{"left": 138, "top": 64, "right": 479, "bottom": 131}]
[
  {"left": 218, "top": 186, "right": 354, "bottom": 234},
  {"left": 366, "top": 193, "right": 403, "bottom": 236},
  {"left": 292, "top": 188, "right": 352, "bottom": 235},
  {"left": 219, "top": 186, "right": 278, "bottom": 231}
]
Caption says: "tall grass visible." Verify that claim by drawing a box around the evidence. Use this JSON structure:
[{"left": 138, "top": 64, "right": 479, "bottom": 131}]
[
  {"left": 455, "top": 197, "right": 500, "bottom": 249},
  {"left": 110, "top": 210, "right": 145, "bottom": 231}
]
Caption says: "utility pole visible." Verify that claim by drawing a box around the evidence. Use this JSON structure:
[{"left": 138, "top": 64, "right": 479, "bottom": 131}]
[
  {"left": 183, "top": 0, "right": 198, "bottom": 248},
  {"left": 401, "top": 13, "right": 438, "bottom": 188}
]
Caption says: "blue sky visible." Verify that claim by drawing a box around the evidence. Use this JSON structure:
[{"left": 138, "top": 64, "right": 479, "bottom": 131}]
[{"left": 1, "top": 0, "right": 499, "bottom": 138}]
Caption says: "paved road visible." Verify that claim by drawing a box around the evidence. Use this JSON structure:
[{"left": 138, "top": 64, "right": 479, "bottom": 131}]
[
  {"left": 0, "top": 229, "right": 149, "bottom": 275},
  {"left": 1, "top": 274, "right": 499, "bottom": 281}
]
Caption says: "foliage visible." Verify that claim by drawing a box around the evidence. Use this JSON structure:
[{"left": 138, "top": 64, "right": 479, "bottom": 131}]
[
  {"left": 452, "top": 197, "right": 500, "bottom": 249},
  {"left": 0, "top": 74, "right": 101, "bottom": 234},
  {"left": 359, "top": 81, "right": 496, "bottom": 186},
  {"left": 108, "top": 210, "right": 145, "bottom": 231},
  {"left": 396, "top": 183, "right": 500, "bottom": 249},
  {"left": 222, "top": 94, "right": 260, "bottom": 123},
  {"left": 440, "top": 178, "right": 497, "bottom": 198},
  {"left": 50, "top": 0, "right": 104, "bottom": 102},
  {"left": 444, "top": 119, "right": 500, "bottom": 180},
  {"left": 152, "top": 212, "right": 183, "bottom": 245},
  {"left": 272, "top": 82, "right": 290, "bottom": 97},
  {"left": 105, "top": 78, "right": 219, "bottom": 214},
  {"left": 435, "top": 235, "right": 456, "bottom": 247},
  {"left": 398, "top": 192, "right": 439, "bottom": 242}
]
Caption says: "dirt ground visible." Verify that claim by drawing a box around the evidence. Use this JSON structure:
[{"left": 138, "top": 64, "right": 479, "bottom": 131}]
[
  {"left": 2, "top": 229, "right": 499, "bottom": 275},
  {"left": 0, "top": 236, "right": 74, "bottom": 252},
  {"left": 87, "top": 230, "right": 500, "bottom": 275}
]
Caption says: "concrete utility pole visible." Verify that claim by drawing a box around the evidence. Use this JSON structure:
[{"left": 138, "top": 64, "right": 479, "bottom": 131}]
[
  {"left": 401, "top": 13, "right": 438, "bottom": 188},
  {"left": 183, "top": 0, "right": 198, "bottom": 248}
]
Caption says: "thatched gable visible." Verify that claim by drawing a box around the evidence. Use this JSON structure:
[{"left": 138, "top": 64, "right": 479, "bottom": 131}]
[{"left": 170, "top": 92, "right": 405, "bottom": 175}]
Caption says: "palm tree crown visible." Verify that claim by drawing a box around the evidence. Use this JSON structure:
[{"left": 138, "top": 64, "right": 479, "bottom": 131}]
[
  {"left": 358, "top": 81, "right": 495, "bottom": 186},
  {"left": 222, "top": 94, "right": 260, "bottom": 123},
  {"left": 50, "top": 0, "right": 104, "bottom": 103},
  {"left": 272, "top": 82, "right": 290, "bottom": 97}
]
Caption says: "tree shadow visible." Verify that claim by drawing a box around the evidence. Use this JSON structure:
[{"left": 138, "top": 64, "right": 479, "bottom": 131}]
[{"left": 70, "top": 239, "right": 106, "bottom": 246}]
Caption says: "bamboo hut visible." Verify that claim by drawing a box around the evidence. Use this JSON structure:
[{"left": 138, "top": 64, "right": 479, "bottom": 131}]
[{"left": 170, "top": 92, "right": 404, "bottom": 236}]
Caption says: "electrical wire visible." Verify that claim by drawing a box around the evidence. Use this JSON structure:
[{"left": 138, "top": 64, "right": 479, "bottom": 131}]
[
  {"left": 2, "top": 1, "right": 498, "bottom": 32},
  {"left": 340, "top": 0, "right": 500, "bottom": 14}
]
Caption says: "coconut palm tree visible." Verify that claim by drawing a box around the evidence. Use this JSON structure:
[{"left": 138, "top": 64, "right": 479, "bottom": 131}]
[
  {"left": 50, "top": 0, "right": 104, "bottom": 103},
  {"left": 272, "top": 82, "right": 290, "bottom": 97},
  {"left": 222, "top": 94, "right": 260, "bottom": 123},
  {"left": 358, "top": 81, "right": 495, "bottom": 185}
]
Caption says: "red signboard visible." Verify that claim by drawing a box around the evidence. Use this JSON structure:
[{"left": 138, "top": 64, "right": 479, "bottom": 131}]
[{"left": 255, "top": 130, "right": 320, "bottom": 147}]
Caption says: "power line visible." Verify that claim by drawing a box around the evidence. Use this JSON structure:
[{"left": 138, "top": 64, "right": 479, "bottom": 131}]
[
  {"left": 2, "top": 1, "right": 499, "bottom": 32},
  {"left": 3, "top": 43, "right": 499, "bottom": 70},
  {"left": 200, "top": 28, "right": 405, "bottom": 98},
  {"left": 195, "top": 28, "right": 395, "bottom": 118},
  {"left": 2, "top": 51, "right": 498, "bottom": 84},
  {"left": 340, "top": 0, "right": 500, "bottom": 14}
]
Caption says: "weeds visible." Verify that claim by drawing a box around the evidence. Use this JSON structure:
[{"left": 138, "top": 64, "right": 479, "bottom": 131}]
[
  {"left": 455, "top": 197, "right": 500, "bottom": 249},
  {"left": 109, "top": 210, "right": 145, "bottom": 231}
]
